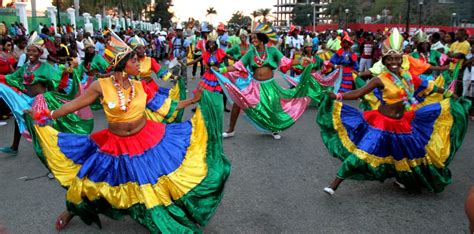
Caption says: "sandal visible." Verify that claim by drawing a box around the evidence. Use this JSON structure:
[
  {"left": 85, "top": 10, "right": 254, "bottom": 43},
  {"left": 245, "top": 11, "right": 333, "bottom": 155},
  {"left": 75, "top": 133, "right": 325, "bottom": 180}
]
[{"left": 55, "top": 211, "right": 73, "bottom": 231}]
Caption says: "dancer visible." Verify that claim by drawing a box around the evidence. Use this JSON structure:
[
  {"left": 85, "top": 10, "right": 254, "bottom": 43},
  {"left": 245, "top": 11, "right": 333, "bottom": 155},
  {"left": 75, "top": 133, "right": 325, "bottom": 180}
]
[
  {"left": 318, "top": 29, "right": 470, "bottom": 195},
  {"left": 74, "top": 37, "right": 109, "bottom": 90},
  {"left": 214, "top": 23, "right": 325, "bottom": 140},
  {"left": 187, "top": 31, "right": 232, "bottom": 107},
  {"left": 410, "top": 30, "right": 447, "bottom": 81},
  {"left": 129, "top": 35, "right": 187, "bottom": 122},
  {"left": 226, "top": 29, "right": 251, "bottom": 62},
  {"left": 26, "top": 32, "right": 230, "bottom": 232},
  {"left": 0, "top": 32, "right": 92, "bottom": 156},
  {"left": 328, "top": 32, "right": 359, "bottom": 93}
]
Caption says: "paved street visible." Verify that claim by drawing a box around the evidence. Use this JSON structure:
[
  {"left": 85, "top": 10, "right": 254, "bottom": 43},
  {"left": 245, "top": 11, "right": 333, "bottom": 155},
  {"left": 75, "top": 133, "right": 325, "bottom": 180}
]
[{"left": 1, "top": 69, "right": 473, "bottom": 233}]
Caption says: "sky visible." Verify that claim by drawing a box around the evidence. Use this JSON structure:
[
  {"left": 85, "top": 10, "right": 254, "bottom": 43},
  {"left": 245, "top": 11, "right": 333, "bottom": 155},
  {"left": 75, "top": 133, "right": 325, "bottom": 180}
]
[
  {"left": 170, "top": 0, "right": 275, "bottom": 24},
  {"left": 5, "top": 0, "right": 275, "bottom": 24}
]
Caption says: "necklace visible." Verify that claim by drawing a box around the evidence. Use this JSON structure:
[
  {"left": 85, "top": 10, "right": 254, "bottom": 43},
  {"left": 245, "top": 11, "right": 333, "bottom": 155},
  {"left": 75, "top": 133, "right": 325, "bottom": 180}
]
[
  {"left": 388, "top": 71, "right": 418, "bottom": 110},
  {"left": 111, "top": 75, "right": 135, "bottom": 112},
  {"left": 253, "top": 46, "right": 267, "bottom": 67},
  {"left": 23, "top": 62, "right": 41, "bottom": 85},
  {"left": 240, "top": 43, "right": 249, "bottom": 55}
]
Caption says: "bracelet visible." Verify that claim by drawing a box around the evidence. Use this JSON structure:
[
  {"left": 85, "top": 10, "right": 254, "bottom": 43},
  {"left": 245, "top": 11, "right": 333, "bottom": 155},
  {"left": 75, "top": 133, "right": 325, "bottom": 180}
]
[
  {"left": 219, "top": 67, "right": 227, "bottom": 73},
  {"left": 336, "top": 93, "right": 343, "bottom": 101},
  {"left": 443, "top": 90, "right": 453, "bottom": 98},
  {"left": 50, "top": 110, "right": 56, "bottom": 120}
]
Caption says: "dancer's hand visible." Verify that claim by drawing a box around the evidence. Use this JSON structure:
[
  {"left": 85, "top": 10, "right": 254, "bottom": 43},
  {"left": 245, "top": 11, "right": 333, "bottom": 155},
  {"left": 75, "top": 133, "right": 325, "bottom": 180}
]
[
  {"left": 24, "top": 109, "right": 54, "bottom": 126},
  {"left": 192, "top": 88, "right": 203, "bottom": 103}
]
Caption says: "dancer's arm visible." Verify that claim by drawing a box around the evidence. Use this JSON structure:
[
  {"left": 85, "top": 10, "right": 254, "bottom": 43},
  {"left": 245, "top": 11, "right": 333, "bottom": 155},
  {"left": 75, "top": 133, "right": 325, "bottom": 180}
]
[
  {"left": 51, "top": 81, "right": 102, "bottom": 119},
  {"left": 329, "top": 78, "right": 383, "bottom": 100}
]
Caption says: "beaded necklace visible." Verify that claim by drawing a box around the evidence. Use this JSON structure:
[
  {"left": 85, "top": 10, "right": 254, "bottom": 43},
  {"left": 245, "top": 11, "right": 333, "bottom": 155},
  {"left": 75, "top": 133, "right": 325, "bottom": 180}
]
[
  {"left": 253, "top": 46, "right": 267, "bottom": 67},
  {"left": 23, "top": 62, "right": 41, "bottom": 85},
  {"left": 387, "top": 70, "right": 418, "bottom": 110},
  {"left": 111, "top": 75, "right": 135, "bottom": 112}
]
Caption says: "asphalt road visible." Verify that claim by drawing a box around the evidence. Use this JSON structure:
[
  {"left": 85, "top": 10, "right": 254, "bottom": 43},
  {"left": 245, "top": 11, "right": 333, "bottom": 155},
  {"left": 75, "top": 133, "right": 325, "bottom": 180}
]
[{"left": 1, "top": 68, "right": 473, "bottom": 233}]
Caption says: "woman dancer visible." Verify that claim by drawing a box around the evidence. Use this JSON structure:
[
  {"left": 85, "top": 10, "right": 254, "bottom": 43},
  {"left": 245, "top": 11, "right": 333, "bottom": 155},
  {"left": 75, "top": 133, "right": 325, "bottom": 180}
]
[
  {"left": 318, "top": 29, "right": 470, "bottom": 195},
  {"left": 26, "top": 32, "right": 230, "bottom": 232},
  {"left": 129, "top": 35, "right": 186, "bottom": 122},
  {"left": 214, "top": 23, "right": 325, "bottom": 139},
  {"left": 327, "top": 32, "right": 359, "bottom": 93},
  {"left": 0, "top": 32, "right": 92, "bottom": 156},
  {"left": 187, "top": 31, "right": 232, "bottom": 112}
]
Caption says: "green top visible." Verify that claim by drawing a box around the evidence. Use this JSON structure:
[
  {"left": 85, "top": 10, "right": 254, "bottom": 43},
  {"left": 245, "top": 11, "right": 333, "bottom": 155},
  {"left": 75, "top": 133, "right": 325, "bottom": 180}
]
[
  {"left": 6, "top": 62, "right": 61, "bottom": 91},
  {"left": 226, "top": 44, "right": 254, "bottom": 60},
  {"left": 76, "top": 54, "right": 110, "bottom": 76},
  {"left": 227, "top": 35, "right": 241, "bottom": 48},
  {"left": 239, "top": 46, "right": 284, "bottom": 70},
  {"left": 410, "top": 50, "right": 442, "bottom": 66}
]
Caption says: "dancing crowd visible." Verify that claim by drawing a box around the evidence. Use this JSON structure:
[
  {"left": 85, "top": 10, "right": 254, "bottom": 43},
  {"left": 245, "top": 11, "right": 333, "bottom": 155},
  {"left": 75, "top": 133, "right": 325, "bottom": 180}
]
[{"left": 1, "top": 18, "right": 474, "bottom": 232}]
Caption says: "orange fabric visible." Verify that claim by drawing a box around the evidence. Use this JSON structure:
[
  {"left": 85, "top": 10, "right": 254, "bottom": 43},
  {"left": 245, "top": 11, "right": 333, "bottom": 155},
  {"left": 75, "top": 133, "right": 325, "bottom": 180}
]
[
  {"left": 98, "top": 77, "right": 146, "bottom": 123},
  {"left": 406, "top": 55, "right": 430, "bottom": 76}
]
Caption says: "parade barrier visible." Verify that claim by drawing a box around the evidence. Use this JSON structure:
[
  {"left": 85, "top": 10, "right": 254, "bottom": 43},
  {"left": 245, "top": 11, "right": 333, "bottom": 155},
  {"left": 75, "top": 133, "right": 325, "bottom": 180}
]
[{"left": 304, "top": 23, "right": 474, "bottom": 35}]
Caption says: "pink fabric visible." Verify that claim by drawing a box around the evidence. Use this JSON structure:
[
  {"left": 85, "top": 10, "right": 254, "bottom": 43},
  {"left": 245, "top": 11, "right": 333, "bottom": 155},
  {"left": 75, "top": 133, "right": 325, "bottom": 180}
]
[
  {"left": 312, "top": 69, "right": 340, "bottom": 87},
  {"left": 226, "top": 60, "right": 249, "bottom": 83},
  {"left": 280, "top": 97, "right": 311, "bottom": 121},
  {"left": 439, "top": 53, "right": 448, "bottom": 66},
  {"left": 224, "top": 80, "right": 260, "bottom": 109},
  {"left": 31, "top": 94, "right": 48, "bottom": 112},
  {"left": 279, "top": 56, "right": 293, "bottom": 73}
]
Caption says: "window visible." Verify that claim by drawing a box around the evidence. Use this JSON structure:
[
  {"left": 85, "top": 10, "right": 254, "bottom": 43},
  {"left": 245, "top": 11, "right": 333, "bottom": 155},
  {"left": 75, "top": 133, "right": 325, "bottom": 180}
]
[{"left": 438, "top": 0, "right": 455, "bottom": 3}]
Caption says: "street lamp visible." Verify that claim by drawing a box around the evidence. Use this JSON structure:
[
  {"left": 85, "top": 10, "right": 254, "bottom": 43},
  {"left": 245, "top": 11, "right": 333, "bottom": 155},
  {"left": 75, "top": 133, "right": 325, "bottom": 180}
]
[
  {"left": 418, "top": 1, "right": 423, "bottom": 28},
  {"left": 406, "top": 0, "right": 411, "bottom": 36},
  {"left": 345, "top": 8, "right": 349, "bottom": 29},
  {"left": 452, "top": 12, "right": 457, "bottom": 28},
  {"left": 310, "top": 2, "right": 316, "bottom": 32}
]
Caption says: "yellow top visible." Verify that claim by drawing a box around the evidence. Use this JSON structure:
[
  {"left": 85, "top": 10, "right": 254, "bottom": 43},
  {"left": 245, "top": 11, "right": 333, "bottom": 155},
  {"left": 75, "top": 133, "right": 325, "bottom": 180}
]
[
  {"left": 98, "top": 77, "right": 146, "bottom": 123},
  {"left": 378, "top": 72, "right": 406, "bottom": 104},
  {"left": 449, "top": 40, "right": 470, "bottom": 70},
  {"left": 139, "top": 57, "right": 152, "bottom": 78}
]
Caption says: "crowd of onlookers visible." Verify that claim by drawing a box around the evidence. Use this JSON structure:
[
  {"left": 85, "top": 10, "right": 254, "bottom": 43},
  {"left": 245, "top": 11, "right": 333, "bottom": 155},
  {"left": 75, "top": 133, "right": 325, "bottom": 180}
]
[{"left": 1, "top": 20, "right": 474, "bottom": 124}]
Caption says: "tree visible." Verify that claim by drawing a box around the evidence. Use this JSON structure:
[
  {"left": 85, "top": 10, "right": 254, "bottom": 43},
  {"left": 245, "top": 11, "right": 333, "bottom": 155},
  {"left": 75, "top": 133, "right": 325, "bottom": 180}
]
[
  {"left": 292, "top": 5, "right": 313, "bottom": 26},
  {"left": 206, "top": 7, "right": 217, "bottom": 24},
  {"left": 256, "top": 8, "right": 272, "bottom": 23},
  {"left": 150, "top": 0, "right": 173, "bottom": 29},
  {"left": 228, "top": 11, "right": 252, "bottom": 27}
]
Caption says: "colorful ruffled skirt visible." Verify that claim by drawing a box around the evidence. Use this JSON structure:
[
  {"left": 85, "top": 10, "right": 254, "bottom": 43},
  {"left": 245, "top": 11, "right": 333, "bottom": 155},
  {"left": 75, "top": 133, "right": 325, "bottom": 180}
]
[
  {"left": 25, "top": 91, "right": 231, "bottom": 232},
  {"left": 0, "top": 83, "right": 93, "bottom": 136},
  {"left": 198, "top": 70, "right": 223, "bottom": 93},
  {"left": 317, "top": 96, "right": 470, "bottom": 192},
  {"left": 214, "top": 66, "right": 325, "bottom": 132}
]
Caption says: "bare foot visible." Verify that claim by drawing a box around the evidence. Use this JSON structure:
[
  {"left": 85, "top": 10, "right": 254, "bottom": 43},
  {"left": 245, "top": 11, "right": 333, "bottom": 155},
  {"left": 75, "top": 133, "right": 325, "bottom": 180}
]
[{"left": 55, "top": 210, "right": 73, "bottom": 231}]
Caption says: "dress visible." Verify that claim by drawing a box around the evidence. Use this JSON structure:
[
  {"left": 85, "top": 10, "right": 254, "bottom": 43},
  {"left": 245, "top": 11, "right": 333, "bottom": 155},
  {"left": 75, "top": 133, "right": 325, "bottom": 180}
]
[
  {"left": 137, "top": 56, "right": 186, "bottom": 122},
  {"left": 214, "top": 46, "right": 325, "bottom": 132},
  {"left": 25, "top": 77, "right": 231, "bottom": 232},
  {"left": 329, "top": 49, "right": 359, "bottom": 93},
  {"left": 0, "top": 62, "right": 93, "bottom": 136},
  {"left": 198, "top": 48, "right": 227, "bottom": 93},
  {"left": 317, "top": 70, "right": 471, "bottom": 192}
]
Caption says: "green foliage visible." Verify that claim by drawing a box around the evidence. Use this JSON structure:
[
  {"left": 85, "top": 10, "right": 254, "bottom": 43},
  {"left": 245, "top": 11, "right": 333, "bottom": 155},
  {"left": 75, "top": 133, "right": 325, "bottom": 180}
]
[
  {"left": 150, "top": 0, "right": 173, "bottom": 28},
  {"left": 228, "top": 11, "right": 252, "bottom": 27},
  {"left": 292, "top": 5, "right": 313, "bottom": 26},
  {"left": 256, "top": 8, "right": 272, "bottom": 23},
  {"left": 206, "top": 7, "right": 217, "bottom": 16}
]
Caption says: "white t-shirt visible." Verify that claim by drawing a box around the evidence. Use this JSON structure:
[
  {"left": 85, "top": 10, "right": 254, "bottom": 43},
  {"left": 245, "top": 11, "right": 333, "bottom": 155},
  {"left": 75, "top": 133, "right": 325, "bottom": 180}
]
[{"left": 76, "top": 40, "right": 85, "bottom": 59}]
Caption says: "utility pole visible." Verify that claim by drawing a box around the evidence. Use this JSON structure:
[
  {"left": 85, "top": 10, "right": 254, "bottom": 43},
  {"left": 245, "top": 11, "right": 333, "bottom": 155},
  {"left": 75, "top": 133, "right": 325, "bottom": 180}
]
[{"left": 405, "top": 0, "right": 410, "bottom": 35}]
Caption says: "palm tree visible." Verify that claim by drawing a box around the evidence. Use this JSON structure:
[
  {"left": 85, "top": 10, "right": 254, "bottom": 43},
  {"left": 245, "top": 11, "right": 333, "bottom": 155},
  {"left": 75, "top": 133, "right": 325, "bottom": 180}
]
[
  {"left": 206, "top": 7, "right": 217, "bottom": 24},
  {"left": 250, "top": 10, "right": 260, "bottom": 29},
  {"left": 256, "top": 8, "right": 272, "bottom": 23}
]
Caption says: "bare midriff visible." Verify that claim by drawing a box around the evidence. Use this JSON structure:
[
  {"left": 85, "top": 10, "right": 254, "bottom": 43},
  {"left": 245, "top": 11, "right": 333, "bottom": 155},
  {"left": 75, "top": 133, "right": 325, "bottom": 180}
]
[
  {"left": 253, "top": 66, "right": 274, "bottom": 81},
  {"left": 378, "top": 102, "right": 407, "bottom": 119},
  {"left": 24, "top": 83, "right": 47, "bottom": 97},
  {"left": 108, "top": 118, "right": 147, "bottom": 136}
]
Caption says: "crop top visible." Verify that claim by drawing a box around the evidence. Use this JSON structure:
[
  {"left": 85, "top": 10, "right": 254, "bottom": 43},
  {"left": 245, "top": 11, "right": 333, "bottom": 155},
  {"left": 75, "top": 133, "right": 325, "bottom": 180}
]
[
  {"left": 98, "top": 77, "right": 146, "bottom": 123},
  {"left": 376, "top": 71, "right": 435, "bottom": 105},
  {"left": 236, "top": 46, "right": 293, "bottom": 73}
]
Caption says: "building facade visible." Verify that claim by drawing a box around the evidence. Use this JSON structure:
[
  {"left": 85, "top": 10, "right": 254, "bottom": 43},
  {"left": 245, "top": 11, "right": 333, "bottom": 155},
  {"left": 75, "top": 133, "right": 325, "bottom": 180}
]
[{"left": 273, "top": 0, "right": 331, "bottom": 26}]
